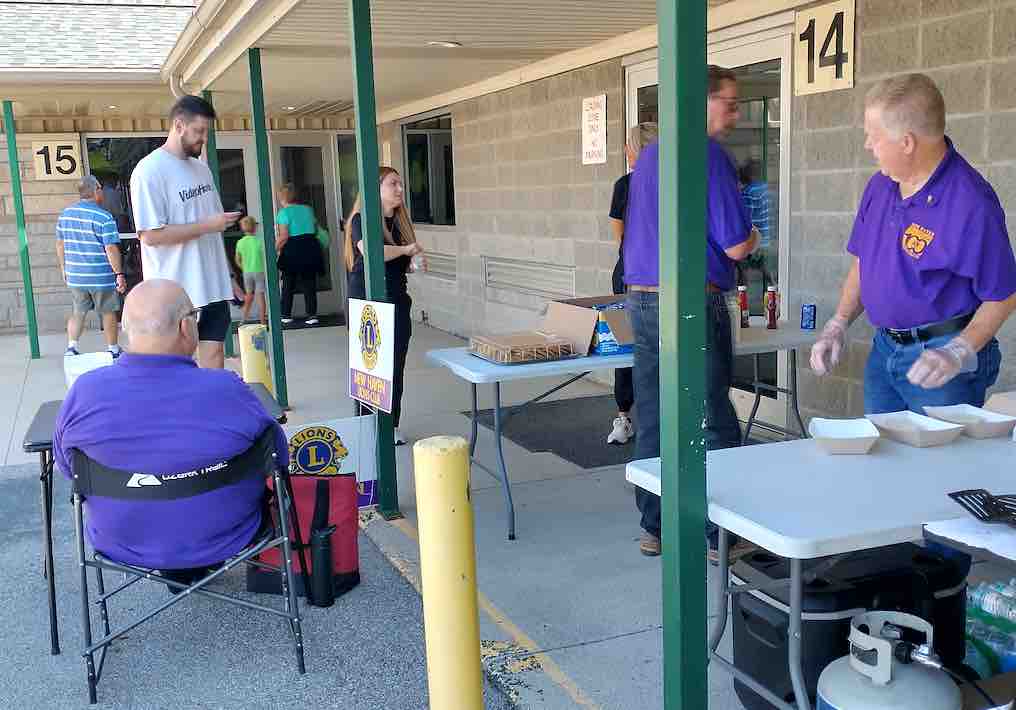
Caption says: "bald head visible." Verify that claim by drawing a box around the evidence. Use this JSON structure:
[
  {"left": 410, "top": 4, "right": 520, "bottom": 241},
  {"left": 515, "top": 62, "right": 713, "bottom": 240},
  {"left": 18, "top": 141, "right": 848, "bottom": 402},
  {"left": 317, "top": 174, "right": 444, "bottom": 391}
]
[{"left": 124, "top": 279, "right": 196, "bottom": 355}]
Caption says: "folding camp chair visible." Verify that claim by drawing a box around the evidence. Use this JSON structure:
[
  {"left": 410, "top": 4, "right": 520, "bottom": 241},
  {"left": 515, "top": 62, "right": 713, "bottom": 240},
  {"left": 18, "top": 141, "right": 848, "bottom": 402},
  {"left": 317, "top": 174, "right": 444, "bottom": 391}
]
[{"left": 70, "top": 429, "right": 309, "bottom": 704}]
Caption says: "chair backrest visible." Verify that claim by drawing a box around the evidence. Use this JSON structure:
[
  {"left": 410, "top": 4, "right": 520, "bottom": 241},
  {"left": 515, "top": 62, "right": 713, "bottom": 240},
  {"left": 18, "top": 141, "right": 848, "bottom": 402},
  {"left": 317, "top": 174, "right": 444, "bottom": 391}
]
[{"left": 71, "top": 428, "right": 279, "bottom": 501}]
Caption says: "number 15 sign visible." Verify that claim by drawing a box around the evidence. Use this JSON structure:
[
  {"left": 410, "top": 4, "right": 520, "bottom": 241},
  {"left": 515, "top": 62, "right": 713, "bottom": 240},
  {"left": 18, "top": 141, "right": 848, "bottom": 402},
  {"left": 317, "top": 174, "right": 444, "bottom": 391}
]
[{"left": 794, "top": 0, "right": 855, "bottom": 97}]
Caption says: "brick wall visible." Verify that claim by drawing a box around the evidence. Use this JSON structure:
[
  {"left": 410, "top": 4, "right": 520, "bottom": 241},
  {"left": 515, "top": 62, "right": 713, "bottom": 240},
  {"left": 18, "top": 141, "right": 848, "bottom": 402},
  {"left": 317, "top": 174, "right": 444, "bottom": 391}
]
[
  {"left": 392, "top": 59, "right": 626, "bottom": 337},
  {"left": 791, "top": 0, "right": 1016, "bottom": 420},
  {"left": 0, "top": 135, "right": 78, "bottom": 334}
]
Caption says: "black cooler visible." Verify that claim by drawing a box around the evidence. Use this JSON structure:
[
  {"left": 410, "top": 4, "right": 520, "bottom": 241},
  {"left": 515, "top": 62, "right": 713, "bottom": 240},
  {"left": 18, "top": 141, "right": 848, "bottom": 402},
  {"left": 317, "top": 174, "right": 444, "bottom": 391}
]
[{"left": 730, "top": 543, "right": 967, "bottom": 710}]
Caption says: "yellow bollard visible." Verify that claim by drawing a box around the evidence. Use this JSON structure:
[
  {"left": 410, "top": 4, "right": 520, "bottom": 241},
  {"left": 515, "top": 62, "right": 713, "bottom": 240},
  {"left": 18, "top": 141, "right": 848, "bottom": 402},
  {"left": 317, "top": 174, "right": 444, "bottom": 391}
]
[
  {"left": 238, "top": 323, "right": 273, "bottom": 394},
  {"left": 412, "top": 436, "right": 484, "bottom": 710}
]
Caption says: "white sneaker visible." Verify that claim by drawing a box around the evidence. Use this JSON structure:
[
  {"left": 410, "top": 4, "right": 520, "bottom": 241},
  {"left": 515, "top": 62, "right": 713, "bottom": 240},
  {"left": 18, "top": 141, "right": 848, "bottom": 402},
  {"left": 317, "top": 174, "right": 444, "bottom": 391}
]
[
  {"left": 394, "top": 428, "right": 407, "bottom": 446},
  {"left": 607, "top": 415, "right": 634, "bottom": 445},
  {"left": 281, "top": 317, "right": 294, "bottom": 325},
  {"left": 304, "top": 317, "right": 319, "bottom": 326}
]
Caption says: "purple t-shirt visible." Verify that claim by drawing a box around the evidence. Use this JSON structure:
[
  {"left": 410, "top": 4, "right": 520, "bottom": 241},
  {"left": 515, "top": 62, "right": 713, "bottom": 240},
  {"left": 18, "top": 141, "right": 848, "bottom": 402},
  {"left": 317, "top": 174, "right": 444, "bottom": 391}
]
[
  {"left": 53, "top": 354, "right": 289, "bottom": 569},
  {"left": 623, "top": 140, "right": 752, "bottom": 290},
  {"left": 847, "top": 138, "right": 1016, "bottom": 329}
]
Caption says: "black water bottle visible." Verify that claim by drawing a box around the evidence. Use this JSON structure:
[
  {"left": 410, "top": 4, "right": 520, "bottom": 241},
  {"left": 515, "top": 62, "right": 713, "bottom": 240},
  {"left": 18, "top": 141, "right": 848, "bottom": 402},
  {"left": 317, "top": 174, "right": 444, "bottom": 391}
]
[{"left": 309, "top": 525, "right": 337, "bottom": 607}]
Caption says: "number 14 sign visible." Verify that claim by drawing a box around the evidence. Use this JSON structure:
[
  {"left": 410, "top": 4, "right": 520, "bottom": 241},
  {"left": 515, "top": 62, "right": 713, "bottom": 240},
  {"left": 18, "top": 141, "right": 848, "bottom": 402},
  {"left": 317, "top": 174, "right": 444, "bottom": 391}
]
[{"left": 794, "top": 0, "right": 855, "bottom": 97}]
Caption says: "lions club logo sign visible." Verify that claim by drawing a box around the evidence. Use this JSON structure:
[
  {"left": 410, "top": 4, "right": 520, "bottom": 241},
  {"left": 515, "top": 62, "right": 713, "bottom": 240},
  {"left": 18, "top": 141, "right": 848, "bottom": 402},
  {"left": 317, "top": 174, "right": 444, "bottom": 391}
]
[
  {"left": 289, "top": 426, "right": 349, "bottom": 476},
  {"left": 358, "top": 304, "right": 381, "bottom": 371},
  {"left": 902, "top": 223, "right": 935, "bottom": 259}
]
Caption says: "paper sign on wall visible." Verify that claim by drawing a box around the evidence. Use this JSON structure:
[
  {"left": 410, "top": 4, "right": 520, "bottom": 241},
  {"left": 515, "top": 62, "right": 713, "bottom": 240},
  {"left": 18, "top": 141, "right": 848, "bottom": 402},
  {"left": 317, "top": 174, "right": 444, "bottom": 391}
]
[
  {"left": 284, "top": 415, "right": 378, "bottom": 507},
  {"left": 794, "top": 0, "right": 855, "bottom": 97},
  {"left": 348, "top": 298, "right": 395, "bottom": 413},
  {"left": 582, "top": 94, "right": 608, "bottom": 165}
]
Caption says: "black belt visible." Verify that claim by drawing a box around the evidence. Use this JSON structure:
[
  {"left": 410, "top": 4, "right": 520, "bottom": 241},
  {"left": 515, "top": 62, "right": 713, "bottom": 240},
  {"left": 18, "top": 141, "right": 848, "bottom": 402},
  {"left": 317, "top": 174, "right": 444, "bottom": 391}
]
[{"left": 882, "top": 313, "right": 973, "bottom": 345}]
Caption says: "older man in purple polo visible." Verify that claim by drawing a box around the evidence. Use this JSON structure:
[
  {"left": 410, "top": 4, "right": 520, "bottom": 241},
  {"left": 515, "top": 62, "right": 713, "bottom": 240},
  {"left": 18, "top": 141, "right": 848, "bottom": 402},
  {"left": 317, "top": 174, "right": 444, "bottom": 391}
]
[
  {"left": 811, "top": 74, "right": 1016, "bottom": 413},
  {"left": 53, "top": 279, "right": 287, "bottom": 588},
  {"left": 624, "top": 65, "right": 758, "bottom": 557}
]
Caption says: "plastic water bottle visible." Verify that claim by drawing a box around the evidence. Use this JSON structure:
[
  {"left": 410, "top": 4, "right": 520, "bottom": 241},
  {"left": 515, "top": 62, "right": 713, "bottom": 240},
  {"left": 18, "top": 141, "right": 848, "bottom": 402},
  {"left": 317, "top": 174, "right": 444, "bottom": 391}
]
[
  {"left": 969, "top": 583, "right": 1016, "bottom": 622},
  {"left": 964, "top": 638, "right": 994, "bottom": 679},
  {"left": 990, "top": 581, "right": 1016, "bottom": 599}
]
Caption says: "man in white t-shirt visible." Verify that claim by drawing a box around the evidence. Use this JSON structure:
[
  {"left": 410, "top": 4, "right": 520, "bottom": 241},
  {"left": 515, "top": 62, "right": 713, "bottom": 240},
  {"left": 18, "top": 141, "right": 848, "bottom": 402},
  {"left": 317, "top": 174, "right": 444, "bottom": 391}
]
[{"left": 130, "top": 95, "right": 241, "bottom": 368}]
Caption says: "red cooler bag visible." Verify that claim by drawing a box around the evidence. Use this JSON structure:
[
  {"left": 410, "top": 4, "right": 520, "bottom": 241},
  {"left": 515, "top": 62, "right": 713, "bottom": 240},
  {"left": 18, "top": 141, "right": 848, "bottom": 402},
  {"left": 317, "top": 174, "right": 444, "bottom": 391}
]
[{"left": 246, "top": 474, "right": 360, "bottom": 599}]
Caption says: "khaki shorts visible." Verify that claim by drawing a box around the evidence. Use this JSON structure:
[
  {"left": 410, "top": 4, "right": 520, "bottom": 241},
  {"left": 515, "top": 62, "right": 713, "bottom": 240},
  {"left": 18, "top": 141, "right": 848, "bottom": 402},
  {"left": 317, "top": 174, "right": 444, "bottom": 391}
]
[
  {"left": 243, "top": 272, "right": 266, "bottom": 295},
  {"left": 71, "top": 288, "right": 120, "bottom": 315}
]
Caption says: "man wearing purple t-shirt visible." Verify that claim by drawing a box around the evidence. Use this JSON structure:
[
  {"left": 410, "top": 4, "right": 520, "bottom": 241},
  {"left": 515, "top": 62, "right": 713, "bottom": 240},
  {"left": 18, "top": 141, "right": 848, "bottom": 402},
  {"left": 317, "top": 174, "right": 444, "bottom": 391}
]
[
  {"left": 811, "top": 74, "right": 1016, "bottom": 413},
  {"left": 624, "top": 65, "right": 759, "bottom": 557},
  {"left": 54, "top": 279, "right": 288, "bottom": 586}
]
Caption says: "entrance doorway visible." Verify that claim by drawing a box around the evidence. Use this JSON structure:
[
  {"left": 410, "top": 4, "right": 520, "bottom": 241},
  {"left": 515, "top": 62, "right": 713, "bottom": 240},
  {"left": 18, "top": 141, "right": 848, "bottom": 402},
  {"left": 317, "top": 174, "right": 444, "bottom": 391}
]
[{"left": 624, "top": 29, "right": 793, "bottom": 432}]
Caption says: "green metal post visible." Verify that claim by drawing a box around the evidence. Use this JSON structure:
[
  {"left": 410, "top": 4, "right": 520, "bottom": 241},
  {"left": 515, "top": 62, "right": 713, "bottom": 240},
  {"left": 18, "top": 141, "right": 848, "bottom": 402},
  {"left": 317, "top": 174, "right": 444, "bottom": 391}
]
[
  {"left": 202, "top": 90, "right": 222, "bottom": 192},
  {"left": 247, "top": 49, "right": 289, "bottom": 408},
  {"left": 2, "top": 101, "right": 40, "bottom": 359},
  {"left": 657, "top": 2, "right": 707, "bottom": 710},
  {"left": 349, "top": 0, "right": 400, "bottom": 520}
]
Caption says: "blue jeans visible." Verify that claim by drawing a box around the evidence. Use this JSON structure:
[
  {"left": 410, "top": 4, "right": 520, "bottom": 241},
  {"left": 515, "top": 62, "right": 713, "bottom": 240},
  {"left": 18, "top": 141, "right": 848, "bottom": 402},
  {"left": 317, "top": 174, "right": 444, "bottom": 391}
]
[
  {"left": 864, "top": 330, "right": 1002, "bottom": 414},
  {"left": 628, "top": 291, "right": 741, "bottom": 539}
]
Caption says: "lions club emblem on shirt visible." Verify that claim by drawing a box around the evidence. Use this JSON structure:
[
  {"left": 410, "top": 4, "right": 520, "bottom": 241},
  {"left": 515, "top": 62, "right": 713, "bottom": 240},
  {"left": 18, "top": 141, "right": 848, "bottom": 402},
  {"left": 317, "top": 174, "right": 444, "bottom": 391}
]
[
  {"left": 902, "top": 223, "right": 935, "bottom": 259},
  {"left": 358, "top": 304, "right": 381, "bottom": 371},
  {"left": 289, "top": 426, "right": 349, "bottom": 476}
]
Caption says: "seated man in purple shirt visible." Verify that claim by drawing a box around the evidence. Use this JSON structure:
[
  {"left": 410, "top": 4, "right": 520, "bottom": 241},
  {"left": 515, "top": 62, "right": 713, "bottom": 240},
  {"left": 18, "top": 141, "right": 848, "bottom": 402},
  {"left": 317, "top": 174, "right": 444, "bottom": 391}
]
[
  {"left": 811, "top": 74, "right": 1016, "bottom": 413},
  {"left": 623, "top": 65, "right": 758, "bottom": 558},
  {"left": 54, "top": 278, "right": 288, "bottom": 586}
]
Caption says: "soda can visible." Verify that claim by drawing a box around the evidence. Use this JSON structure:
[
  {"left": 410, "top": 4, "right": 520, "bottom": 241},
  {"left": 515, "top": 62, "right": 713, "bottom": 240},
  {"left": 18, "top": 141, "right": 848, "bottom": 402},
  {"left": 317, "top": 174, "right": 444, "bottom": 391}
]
[{"left": 801, "top": 303, "right": 817, "bottom": 330}]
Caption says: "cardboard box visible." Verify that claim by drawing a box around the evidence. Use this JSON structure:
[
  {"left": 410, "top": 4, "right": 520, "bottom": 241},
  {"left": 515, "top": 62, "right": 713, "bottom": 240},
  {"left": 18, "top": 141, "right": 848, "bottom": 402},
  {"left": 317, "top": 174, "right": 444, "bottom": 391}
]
[
  {"left": 549, "top": 296, "right": 634, "bottom": 355},
  {"left": 469, "top": 332, "right": 575, "bottom": 364},
  {"left": 961, "top": 669, "right": 1016, "bottom": 709}
]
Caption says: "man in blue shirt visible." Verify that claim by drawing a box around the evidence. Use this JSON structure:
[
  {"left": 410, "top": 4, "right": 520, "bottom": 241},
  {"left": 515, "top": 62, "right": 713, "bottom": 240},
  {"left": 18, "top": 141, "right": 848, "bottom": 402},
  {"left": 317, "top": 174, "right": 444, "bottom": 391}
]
[
  {"left": 55, "top": 175, "right": 126, "bottom": 357},
  {"left": 624, "top": 65, "right": 758, "bottom": 557},
  {"left": 54, "top": 279, "right": 288, "bottom": 585}
]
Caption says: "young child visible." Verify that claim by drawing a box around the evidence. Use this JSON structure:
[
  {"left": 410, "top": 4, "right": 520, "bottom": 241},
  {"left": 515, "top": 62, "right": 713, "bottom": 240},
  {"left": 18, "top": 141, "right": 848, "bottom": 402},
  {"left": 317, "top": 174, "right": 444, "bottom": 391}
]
[{"left": 235, "top": 216, "right": 267, "bottom": 325}]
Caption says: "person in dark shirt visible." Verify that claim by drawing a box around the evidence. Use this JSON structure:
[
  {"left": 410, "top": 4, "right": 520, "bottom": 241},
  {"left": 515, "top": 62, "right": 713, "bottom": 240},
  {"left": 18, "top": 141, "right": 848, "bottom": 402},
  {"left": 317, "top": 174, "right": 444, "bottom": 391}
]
[
  {"left": 606, "top": 122, "right": 657, "bottom": 446},
  {"left": 343, "top": 166, "right": 424, "bottom": 445}
]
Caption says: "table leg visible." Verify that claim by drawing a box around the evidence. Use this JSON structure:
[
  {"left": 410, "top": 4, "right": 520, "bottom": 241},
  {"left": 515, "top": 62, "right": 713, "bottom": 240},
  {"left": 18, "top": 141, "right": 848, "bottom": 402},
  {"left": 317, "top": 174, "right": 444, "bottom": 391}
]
[
  {"left": 708, "top": 527, "right": 730, "bottom": 653},
  {"left": 743, "top": 354, "right": 762, "bottom": 444},
  {"left": 40, "top": 451, "right": 60, "bottom": 655},
  {"left": 492, "top": 383, "right": 517, "bottom": 541},
  {"left": 469, "top": 383, "right": 478, "bottom": 460},
  {"left": 788, "top": 349, "right": 807, "bottom": 438},
  {"left": 788, "top": 557, "right": 811, "bottom": 710}
]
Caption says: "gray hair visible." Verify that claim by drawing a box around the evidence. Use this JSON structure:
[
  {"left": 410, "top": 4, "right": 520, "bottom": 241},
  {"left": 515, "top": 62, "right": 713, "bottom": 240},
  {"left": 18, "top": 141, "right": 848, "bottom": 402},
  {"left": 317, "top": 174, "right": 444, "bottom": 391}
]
[
  {"left": 865, "top": 73, "right": 946, "bottom": 139},
  {"left": 78, "top": 174, "right": 100, "bottom": 199},
  {"left": 627, "top": 122, "right": 658, "bottom": 155}
]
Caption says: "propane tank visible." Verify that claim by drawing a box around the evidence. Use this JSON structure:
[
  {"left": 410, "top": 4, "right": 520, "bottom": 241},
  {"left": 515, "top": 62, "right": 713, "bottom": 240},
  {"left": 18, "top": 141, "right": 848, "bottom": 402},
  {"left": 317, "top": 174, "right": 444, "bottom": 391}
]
[{"left": 817, "top": 611, "right": 961, "bottom": 710}]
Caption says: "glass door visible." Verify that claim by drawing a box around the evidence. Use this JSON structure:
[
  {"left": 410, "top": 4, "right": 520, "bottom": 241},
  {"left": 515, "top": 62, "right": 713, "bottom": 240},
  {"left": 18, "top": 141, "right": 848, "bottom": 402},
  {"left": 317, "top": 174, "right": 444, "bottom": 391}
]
[
  {"left": 624, "top": 32, "right": 793, "bottom": 434},
  {"left": 215, "top": 134, "right": 261, "bottom": 299},
  {"left": 272, "top": 133, "right": 343, "bottom": 316}
]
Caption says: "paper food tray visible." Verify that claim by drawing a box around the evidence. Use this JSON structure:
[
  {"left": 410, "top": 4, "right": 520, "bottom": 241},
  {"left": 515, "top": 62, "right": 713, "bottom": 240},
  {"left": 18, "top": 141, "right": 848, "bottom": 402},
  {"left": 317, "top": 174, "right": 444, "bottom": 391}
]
[
  {"left": 807, "top": 417, "right": 881, "bottom": 455},
  {"left": 865, "top": 410, "right": 964, "bottom": 448},
  {"left": 923, "top": 403, "right": 1016, "bottom": 440}
]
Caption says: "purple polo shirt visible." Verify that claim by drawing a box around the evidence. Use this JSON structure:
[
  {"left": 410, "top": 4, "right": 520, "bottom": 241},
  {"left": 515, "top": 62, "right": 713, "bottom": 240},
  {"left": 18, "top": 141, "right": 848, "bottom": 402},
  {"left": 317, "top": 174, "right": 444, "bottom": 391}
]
[
  {"left": 623, "top": 140, "right": 752, "bottom": 290},
  {"left": 53, "top": 354, "right": 289, "bottom": 570},
  {"left": 847, "top": 138, "right": 1016, "bottom": 329}
]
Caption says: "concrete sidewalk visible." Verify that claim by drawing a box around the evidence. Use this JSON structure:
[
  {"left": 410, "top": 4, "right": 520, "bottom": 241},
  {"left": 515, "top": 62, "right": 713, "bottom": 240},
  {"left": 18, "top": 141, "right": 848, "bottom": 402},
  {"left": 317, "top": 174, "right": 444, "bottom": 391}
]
[{"left": 0, "top": 323, "right": 741, "bottom": 709}]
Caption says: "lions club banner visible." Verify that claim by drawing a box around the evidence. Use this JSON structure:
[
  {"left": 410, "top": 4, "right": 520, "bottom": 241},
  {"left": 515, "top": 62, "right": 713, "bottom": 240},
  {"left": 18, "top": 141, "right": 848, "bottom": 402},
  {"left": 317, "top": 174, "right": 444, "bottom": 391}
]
[
  {"left": 348, "top": 298, "right": 395, "bottom": 413},
  {"left": 284, "top": 416, "right": 378, "bottom": 508}
]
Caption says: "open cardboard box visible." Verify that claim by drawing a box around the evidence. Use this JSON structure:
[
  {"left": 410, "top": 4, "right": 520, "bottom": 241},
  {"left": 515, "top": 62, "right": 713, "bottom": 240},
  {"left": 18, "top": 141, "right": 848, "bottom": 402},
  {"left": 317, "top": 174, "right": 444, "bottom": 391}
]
[{"left": 549, "top": 296, "right": 634, "bottom": 355}]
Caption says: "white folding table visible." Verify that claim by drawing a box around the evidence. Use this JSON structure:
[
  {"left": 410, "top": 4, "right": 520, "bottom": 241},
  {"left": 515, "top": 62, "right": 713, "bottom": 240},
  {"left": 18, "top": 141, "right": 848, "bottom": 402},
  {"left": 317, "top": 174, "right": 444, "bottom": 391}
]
[
  {"left": 626, "top": 435, "right": 1016, "bottom": 710},
  {"left": 428, "top": 321, "right": 817, "bottom": 539}
]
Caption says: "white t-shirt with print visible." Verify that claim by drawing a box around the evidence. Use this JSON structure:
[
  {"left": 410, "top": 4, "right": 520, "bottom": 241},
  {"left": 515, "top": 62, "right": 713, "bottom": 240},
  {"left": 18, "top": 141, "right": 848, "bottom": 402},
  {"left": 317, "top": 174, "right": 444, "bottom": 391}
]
[{"left": 130, "top": 147, "right": 233, "bottom": 309}]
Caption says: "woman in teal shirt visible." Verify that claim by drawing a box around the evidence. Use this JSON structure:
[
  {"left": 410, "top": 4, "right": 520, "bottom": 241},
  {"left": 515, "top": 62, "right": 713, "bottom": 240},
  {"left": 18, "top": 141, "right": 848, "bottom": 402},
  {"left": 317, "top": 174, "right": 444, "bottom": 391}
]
[{"left": 275, "top": 183, "right": 325, "bottom": 325}]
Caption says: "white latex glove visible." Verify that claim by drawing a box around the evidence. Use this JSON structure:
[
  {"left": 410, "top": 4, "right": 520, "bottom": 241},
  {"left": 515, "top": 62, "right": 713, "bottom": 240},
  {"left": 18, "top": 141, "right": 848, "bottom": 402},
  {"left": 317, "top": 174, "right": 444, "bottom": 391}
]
[
  {"left": 906, "top": 335, "right": 977, "bottom": 389},
  {"left": 810, "top": 315, "right": 849, "bottom": 376}
]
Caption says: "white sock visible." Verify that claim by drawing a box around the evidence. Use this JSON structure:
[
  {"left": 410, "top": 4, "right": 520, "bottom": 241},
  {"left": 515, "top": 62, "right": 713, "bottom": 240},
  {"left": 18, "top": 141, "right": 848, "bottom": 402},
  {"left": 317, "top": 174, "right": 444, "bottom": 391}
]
[
  {"left": 108, "top": 344, "right": 121, "bottom": 353},
  {"left": 68, "top": 340, "right": 78, "bottom": 349}
]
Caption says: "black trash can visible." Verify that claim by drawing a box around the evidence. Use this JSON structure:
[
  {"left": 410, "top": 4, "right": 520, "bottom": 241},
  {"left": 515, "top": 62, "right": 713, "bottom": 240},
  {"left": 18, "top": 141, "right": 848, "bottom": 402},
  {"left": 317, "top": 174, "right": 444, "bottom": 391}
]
[{"left": 730, "top": 542, "right": 967, "bottom": 710}]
